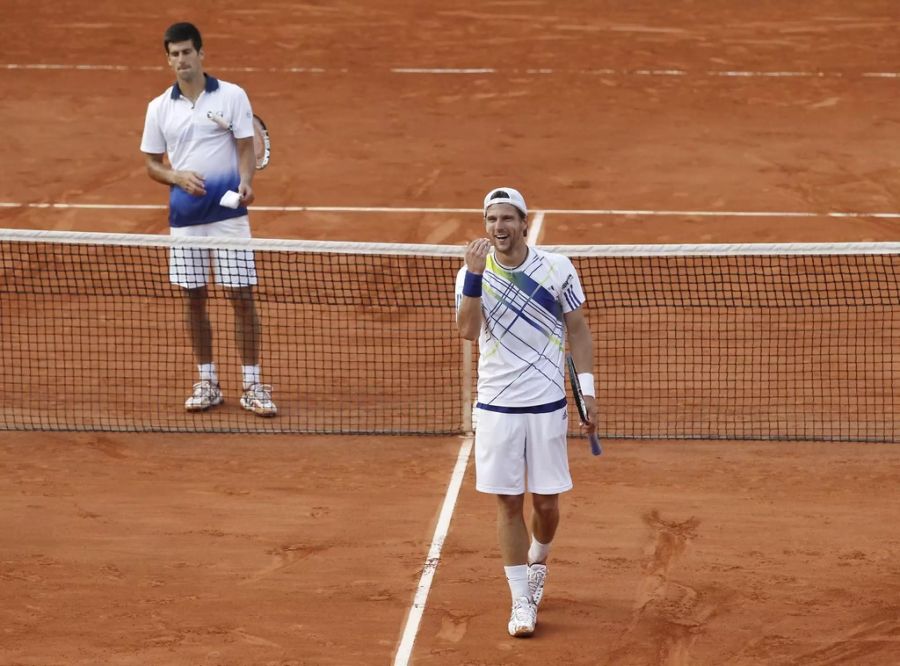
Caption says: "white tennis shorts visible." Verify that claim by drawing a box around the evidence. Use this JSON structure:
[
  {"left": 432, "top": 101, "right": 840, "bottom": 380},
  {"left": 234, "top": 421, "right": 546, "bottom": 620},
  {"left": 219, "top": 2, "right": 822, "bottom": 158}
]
[
  {"left": 169, "top": 215, "right": 257, "bottom": 289},
  {"left": 474, "top": 406, "right": 573, "bottom": 495}
]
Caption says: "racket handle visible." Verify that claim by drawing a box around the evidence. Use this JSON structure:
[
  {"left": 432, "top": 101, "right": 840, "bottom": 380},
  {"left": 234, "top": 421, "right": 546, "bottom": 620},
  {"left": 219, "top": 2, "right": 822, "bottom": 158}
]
[
  {"left": 207, "top": 111, "right": 232, "bottom": 131},
  {"left": 589, "top": 433, "right": 602, "bottom": 456}
]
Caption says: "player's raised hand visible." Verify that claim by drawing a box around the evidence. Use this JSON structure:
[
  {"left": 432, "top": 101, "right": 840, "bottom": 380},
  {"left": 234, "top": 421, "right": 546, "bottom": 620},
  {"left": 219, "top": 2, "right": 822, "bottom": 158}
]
[{"left": 465, "top": 238, "right": 492, "bottom": 274}]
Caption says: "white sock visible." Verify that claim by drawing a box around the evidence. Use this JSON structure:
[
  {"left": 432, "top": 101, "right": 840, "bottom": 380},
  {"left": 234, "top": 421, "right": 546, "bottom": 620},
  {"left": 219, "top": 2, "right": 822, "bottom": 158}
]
[
  {"left": 528, "top": 537, "right": 551, "bottom": 565},
  {"left": 504, "top": 564, "right": 530, "bottom": 602},
  {"left": 198, "top": 363, "right": 218, "bottom": 385},
  {"left": 242, "top": 364, "right": 261, "bottom": 389}
]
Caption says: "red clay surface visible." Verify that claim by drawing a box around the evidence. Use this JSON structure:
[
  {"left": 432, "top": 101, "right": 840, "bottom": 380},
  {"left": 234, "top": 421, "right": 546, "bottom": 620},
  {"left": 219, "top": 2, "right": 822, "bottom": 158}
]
[
  {"left": 2, "top": 1, "right": 900, "bottom": 664},
  {"left": 0, "top": 433, "right": 465, "bottom": 665}
]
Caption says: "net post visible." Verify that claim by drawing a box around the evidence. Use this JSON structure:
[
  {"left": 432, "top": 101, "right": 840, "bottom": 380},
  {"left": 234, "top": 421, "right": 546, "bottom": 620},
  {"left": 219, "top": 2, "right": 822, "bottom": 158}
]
[{"left": 462, "top": 339, "right": 473, "bottom": 434}]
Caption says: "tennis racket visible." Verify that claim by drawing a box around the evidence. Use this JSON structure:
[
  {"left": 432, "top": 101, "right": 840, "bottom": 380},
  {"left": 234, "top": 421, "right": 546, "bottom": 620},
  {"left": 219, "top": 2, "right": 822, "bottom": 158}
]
[
  {"left": 566, "top": 354, "right": 602, "bottom": 456},
  {"left": 207, "top": 111, "right": 271, "bottom": 170}
]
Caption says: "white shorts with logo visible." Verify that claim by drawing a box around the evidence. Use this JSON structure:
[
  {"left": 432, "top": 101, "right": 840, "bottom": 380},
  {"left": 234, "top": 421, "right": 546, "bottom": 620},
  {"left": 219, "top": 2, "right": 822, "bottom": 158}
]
[
  {"left": 474, "top": 405, "right": 573, "bottom": 495},
  {"left": 169, "top": 215, "right": 257, "bottom": 289}
]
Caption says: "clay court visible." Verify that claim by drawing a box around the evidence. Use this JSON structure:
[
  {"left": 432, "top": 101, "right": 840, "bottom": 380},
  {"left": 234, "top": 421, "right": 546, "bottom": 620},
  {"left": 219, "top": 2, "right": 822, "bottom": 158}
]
[{"left": 2, "top": 2, "right": 900, "bottom": 665}]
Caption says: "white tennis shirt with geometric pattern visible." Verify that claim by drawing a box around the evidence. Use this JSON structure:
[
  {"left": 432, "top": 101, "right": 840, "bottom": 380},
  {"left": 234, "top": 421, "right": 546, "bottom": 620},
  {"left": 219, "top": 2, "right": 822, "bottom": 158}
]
[{"left": 455, "top": 246, "right": 586, "bottom": 409}]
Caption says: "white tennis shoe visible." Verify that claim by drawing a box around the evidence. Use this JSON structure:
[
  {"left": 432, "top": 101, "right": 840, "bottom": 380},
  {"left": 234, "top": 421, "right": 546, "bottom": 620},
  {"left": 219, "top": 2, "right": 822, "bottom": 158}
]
[
  {"left": 507, "top": 596, "right": 537, "bottom": 637},
  {"left": 240, "top": 383, "right": 278, "bottom": 416},
  {"left": 528, "top": 563, "right": 547, "bottom": 607},
  {"left": 185, "top": 380, "right": 223, "bottom": 412}
]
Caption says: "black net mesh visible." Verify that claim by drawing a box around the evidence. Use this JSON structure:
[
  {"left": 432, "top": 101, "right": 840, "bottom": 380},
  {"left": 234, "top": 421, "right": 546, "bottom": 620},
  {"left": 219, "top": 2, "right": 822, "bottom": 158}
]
[{"left": 1, "top": 234, "right": 897, "bottom": 441}]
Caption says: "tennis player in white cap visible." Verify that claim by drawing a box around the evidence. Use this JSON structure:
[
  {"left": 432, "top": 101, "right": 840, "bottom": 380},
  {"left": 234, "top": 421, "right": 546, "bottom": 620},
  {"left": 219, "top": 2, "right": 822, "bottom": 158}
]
[{"left": 455, "top": 187, "right": 598, "bottom": 636}]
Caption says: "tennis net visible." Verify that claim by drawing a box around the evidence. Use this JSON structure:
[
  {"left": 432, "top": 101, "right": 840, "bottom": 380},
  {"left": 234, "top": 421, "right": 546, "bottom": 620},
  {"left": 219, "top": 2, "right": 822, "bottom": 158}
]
[{"left": 1, "top": 229, "right": 898, "bottom": 441}]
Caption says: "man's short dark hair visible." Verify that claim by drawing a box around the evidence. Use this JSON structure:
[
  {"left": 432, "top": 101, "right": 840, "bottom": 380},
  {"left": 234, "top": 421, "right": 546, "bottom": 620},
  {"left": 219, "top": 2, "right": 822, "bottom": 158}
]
[{"left": 164, "top": 22, "right": 202, "bottom": 53}]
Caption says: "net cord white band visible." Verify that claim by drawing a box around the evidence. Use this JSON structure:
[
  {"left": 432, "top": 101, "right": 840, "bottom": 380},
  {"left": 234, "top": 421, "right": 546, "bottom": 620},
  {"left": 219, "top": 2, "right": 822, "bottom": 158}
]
[{"left": 2, "top": 228, "right": 900, "bottom": 258}]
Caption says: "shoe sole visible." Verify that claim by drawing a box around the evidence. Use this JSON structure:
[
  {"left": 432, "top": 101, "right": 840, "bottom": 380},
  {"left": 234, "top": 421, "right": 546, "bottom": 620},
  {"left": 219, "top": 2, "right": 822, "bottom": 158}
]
[
  {"left": 240, "top": 400, "right": 278, "bottom": 417},
  {"left": 510, "top": 626, "right": 535, "bottom": 638},
  {"left": 185, "top": 397, "right": 224, "bottom": 412}
]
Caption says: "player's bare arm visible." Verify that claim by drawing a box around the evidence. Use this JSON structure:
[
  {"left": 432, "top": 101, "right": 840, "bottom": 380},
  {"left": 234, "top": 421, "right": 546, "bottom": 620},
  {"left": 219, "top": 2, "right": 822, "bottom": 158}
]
[
  {"left": 457, "top": 238, "right": 491, "bottom": 340},
  {"left": 235, "top": 136, "right": 256, "bottom": 205},
  {"left": 565, "top": 308, "right": 598, "bottom": 433},
  {"left": 144, "top": 153, "right": 206, "bottom": 196}
]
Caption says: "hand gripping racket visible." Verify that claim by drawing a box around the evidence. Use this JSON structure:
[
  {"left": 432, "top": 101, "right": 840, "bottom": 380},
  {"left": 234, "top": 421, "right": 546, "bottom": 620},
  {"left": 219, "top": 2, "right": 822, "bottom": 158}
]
[
  {"left": 566, "top": 354, "right": 602, "bottom": 456},
  {"left": 207, "top": 111, "right": 271, "bottom": 170}
]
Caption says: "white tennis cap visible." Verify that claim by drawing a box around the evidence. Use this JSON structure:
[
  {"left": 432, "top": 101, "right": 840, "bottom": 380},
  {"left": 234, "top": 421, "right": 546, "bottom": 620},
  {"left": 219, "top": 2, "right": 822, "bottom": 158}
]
[{"left": 483, "top": 187, "right": 527, "bottom": 217}]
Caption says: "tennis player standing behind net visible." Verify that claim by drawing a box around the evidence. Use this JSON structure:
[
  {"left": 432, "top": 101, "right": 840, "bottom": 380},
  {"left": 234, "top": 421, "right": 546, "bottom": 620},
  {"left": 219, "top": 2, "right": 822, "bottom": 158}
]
[
  {"left": 456, "top": 187, "right": 598, "bottom": 637},
  {"left": 140, "top": 22, "right": 276, "bottom": 416}
]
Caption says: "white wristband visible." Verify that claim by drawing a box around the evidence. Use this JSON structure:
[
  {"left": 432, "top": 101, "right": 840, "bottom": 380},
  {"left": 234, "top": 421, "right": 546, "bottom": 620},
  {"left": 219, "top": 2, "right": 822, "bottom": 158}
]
[{"left": 577, "top": 372, "right": 595, "bottom": 397}]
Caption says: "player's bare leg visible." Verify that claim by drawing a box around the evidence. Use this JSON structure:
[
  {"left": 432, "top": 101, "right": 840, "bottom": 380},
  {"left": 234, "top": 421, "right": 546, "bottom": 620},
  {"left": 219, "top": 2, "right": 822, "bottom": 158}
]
[
  {"left": 497, "top": 493, "right": 530, "bottom": 564},
  {"left": 528, "top": 493, "right": 559, "bottom": 606},
  {"left": 530, "top": 493, "right": 560, "bottom": 546},
  {"left": 497, "top": 494, "right": 537, "bottom": 636},
  {"left": 183, "top": 286, "right": 222, "bottom": 411},
  {"left": 185, "top": 286, "right": 213, "bottom": 364},
  {"left": 228, "top": 286, "right": 260, "bottom": 367},
  {"left": 228, "top": 286, "right": 276, "bottom": 416}
]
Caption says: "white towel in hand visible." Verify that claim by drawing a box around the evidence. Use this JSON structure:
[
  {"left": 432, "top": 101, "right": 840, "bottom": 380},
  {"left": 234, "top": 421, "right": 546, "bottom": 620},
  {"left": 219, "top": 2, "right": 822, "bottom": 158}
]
[{"left": 219, "top": 190, "right": 242, "bottom": 209}]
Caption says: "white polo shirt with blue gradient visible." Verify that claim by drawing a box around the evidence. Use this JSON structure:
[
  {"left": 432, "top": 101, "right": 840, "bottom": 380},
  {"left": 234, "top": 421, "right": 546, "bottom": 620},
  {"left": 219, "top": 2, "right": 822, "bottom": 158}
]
[
  {"left": 140, "top": 75, "right": 254, "bottom": 227},
  {"left": 455, "top": 247, "right": 586, "bottom": 412}
]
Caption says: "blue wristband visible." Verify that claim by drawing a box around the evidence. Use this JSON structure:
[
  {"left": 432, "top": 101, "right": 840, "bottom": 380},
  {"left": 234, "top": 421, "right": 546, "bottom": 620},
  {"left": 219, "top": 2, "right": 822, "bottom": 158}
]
[{"left": 462, "top": 271, "right": 483, "bottom": 298}]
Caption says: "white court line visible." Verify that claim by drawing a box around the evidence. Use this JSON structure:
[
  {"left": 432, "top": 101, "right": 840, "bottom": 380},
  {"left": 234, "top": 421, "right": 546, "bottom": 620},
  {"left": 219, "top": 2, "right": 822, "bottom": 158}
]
[
  {"left": 4, "top": 63, "right": 900, "bottom": 79},
  {"left": 0, "top": 202, "right": 168, "bottom": 210},
  {"left": 393, "top": 436, "right": 473, "bottom": 666},
  {"left": 393, "top": 67, "right": 496, "bottom": 74},
  {"left": 530, "top": 211, "right": 546, "bottom": 243},
  {"left": 543, "top": 208, "right": 900, "bottom": 219},
  {"left": 2, "top": 201, "right": 900, "bottom": 219}
]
